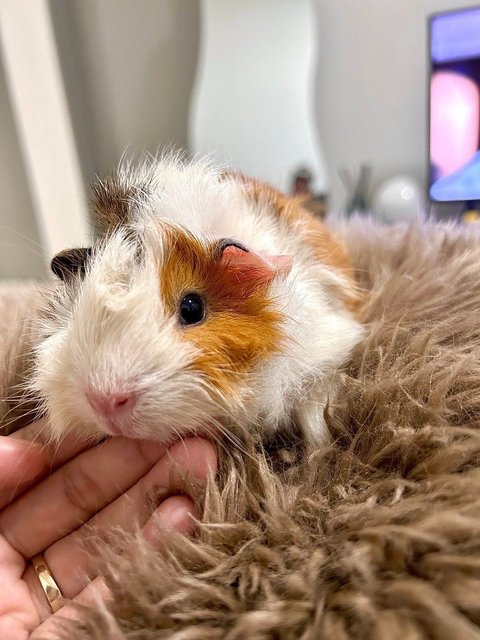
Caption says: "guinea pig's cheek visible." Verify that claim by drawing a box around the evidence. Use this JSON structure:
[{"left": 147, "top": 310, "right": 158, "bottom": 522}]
[
  {"left": 33, "top": 335, "right": 69, "bottom": 403},
  {"left": 184, "top": 310, "right": 282, "bottom": 394},
  {"left": 184, "top": 336, "right": 235, "bottom": 397}
]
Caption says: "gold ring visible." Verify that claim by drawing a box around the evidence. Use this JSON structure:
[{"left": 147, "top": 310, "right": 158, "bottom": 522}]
[{"left": 30, "top": 553, "right": 64, "bottom": 613}]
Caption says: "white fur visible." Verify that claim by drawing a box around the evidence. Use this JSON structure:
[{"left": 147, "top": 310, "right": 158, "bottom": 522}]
[{"left": 33, "top": 156, "right": 363, "bottom": 445}]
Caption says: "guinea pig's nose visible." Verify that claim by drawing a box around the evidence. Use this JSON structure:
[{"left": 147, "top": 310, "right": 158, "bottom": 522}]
[{"left": 87, "top": 389, "right": 136, "bottom": 418}]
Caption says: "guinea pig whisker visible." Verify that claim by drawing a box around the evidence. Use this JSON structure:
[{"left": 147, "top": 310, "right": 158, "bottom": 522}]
[
  {"left": 178, "top": 400, "right": 257, "bottom": 465},
  {"left": 0, "top": 400, "right": 39, "bottom": 428}
]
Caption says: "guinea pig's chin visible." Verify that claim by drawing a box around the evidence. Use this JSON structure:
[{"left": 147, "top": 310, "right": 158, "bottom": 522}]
[{"left": 93, "top": 416, "right": 193, "bottom": 444}]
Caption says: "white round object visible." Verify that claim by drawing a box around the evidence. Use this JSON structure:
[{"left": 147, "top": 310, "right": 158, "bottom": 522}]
[{"left": 373, "top": 176, "right": 423, "bottom": 224}]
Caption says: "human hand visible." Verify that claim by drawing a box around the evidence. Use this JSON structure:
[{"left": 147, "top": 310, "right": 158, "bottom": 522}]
[{"left": 0, "top": 420, "right": 217, "bottom": 640}]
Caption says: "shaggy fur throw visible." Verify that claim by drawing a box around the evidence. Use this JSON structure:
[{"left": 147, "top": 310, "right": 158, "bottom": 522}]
[{"left": 10, "top": 220, "right": 480, "bottom": 639}]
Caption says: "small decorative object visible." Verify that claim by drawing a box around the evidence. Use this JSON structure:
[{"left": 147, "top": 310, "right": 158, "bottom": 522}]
[
  {"left": 291, "top": 166, "right": 326, "bottom": 218},
  {"left": 339, "top": 164, "right": 372, "bottom": 215},
  {"left": 372, "top": 175, "right": 423, "bottom": 224},
  {"left": 462, "top": 204, "right": 480, "bottom": 224},
  {"left": 292, "top": 166, "right": 314, "bottom": 197}
]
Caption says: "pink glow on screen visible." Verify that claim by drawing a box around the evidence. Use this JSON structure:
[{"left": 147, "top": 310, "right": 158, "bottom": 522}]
[{"left": 430, "top": 71, "right": 479, "bottom": 178}]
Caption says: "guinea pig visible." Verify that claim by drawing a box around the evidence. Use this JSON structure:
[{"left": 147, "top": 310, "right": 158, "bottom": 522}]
[{"left": 31, "top": 156, "right": 364, "bottom": 446}]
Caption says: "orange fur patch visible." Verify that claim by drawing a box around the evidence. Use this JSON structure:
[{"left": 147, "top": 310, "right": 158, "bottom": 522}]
[
  {"left": 225, "top": 173, "right": 364, "bottom": 313},
  {"left": 159, "top": 226, "right": 283, "bottom": 394}
]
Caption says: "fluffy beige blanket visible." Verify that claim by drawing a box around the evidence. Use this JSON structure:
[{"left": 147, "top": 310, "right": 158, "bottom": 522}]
[{"left": 6, "top": 219, "right": 480, "bottom": 639}]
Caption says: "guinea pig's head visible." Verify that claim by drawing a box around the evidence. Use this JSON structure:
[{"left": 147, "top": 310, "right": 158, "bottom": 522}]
[{"left": 34, "top": 219, "right": 292, "bottom": 444}]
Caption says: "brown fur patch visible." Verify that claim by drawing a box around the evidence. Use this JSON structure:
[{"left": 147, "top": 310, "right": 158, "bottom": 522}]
[
  {"left": 91, "top": 172, "right": 151, "bottom": 232},
  {"left": 159, "top": 226, "right": 283, "bottom": 394}
]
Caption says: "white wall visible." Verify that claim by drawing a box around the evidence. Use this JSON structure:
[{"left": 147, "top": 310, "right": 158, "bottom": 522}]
[
  {"left": 1, "top": 0, "right": 90, "bottom": 261},
  {"left": 314, "top": 0, "right": 480, "bottom": 213},
  {"left": 0, "top": 56, "right": 45, "bottom": 279},
  {"left": 51, "top": 0, "right": 200, "bottom": 180}
]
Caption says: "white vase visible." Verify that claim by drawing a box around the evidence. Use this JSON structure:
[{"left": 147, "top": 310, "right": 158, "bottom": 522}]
[
  {"left": 189, "top": 0, "right": 328, "bottom": 195},
  {"left": 373, "top": 176, "right": 423, "bottom": 224}
]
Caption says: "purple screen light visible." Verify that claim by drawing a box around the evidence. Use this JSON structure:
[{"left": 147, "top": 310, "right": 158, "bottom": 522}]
[
  {"left": 432, "top": 7, "right": 480, "bottom": 63},
  {"left": 430, "top": 6, "right": 480, "bottom": 202}
]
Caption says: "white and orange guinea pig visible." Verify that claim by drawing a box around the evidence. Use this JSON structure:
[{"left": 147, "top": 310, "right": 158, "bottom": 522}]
[{"left": 32, "top": 156, "right": 364, "bottom": 447}]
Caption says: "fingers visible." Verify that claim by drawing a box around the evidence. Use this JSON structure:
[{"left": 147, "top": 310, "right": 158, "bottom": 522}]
[
  {"left": 28, "top": 494, "right": 201, "bottom": 638},
  {"left": 11, "top": 418, "right": 94, "bottom": 468},
  {"left": 0, "top": 436, "right": 167, "bottom": 558},
  {"left": 30, "top": 576, "right": 110, "bottom": 639},
  {"left": 40, "top": 439, "right": 215, "bottom": 597},
  {"left": 143, "top": 494, "right": 196, "bottom": 545},
  {"left": 0, "top": 431, "right": 217, "bottom": 638},
  {"left": 0, "top": 438, "right": 47, "bottom": 508},
  {"left": 0, "top": 419, "right": 95, "bottom": 509}
]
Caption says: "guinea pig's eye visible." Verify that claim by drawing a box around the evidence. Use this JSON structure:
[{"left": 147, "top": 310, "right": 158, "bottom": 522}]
[{"left": 179, "top": 293, "right": 205, "bottom": 326}]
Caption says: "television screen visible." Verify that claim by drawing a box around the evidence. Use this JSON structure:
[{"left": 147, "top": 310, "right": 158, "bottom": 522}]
[{"left": 429, "top": 6, "right": 480, "bottom": 202}]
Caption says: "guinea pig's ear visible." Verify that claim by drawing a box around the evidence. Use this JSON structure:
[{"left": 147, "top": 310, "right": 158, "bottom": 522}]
[
  {"left": 218, "top": 240, "right": 292, "bottom": 290},
  {"left": 51, "top": 247, "right": 92, "bottom": 281}
]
